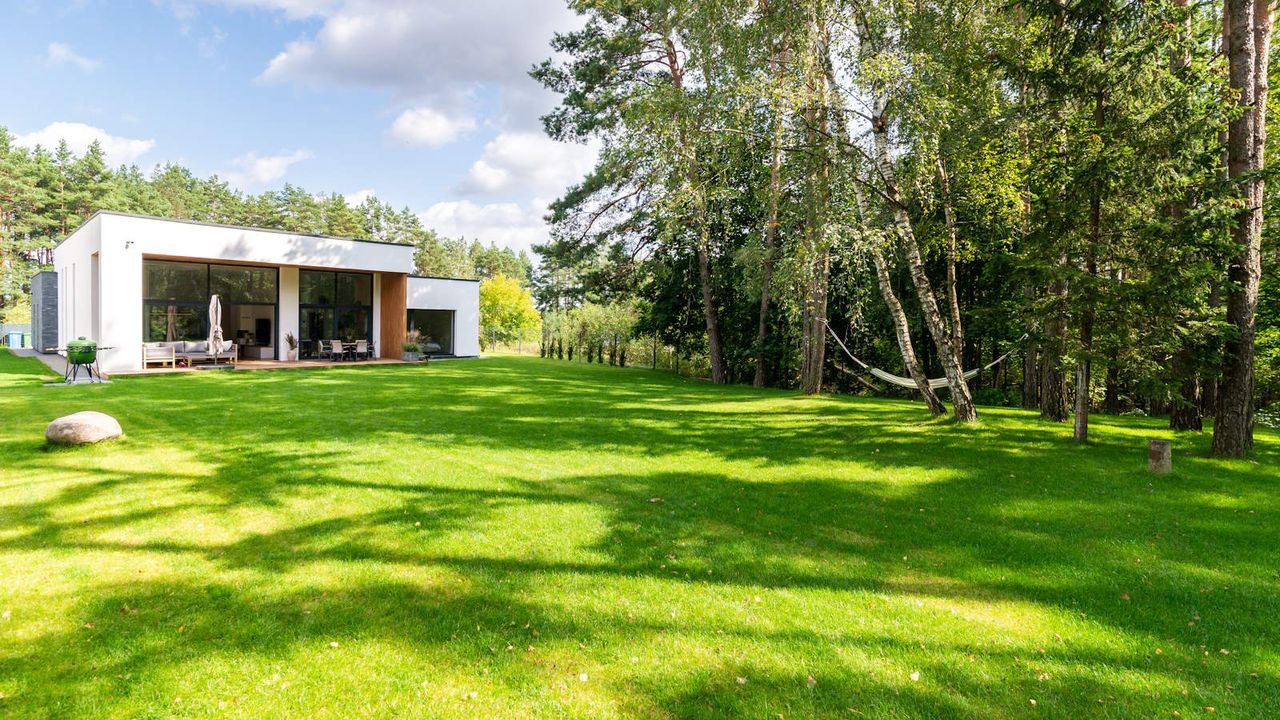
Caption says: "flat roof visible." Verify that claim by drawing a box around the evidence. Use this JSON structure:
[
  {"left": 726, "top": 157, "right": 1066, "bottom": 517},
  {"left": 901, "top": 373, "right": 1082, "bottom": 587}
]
[
  {"left": 57, "top": 210, "right": 478, "bottom": 283},
  {"left": 409, "top": 274, "right": 480, "bottom": 283},
  {"left": 60, "top": 210, "right": 416, "bottom": 250}
]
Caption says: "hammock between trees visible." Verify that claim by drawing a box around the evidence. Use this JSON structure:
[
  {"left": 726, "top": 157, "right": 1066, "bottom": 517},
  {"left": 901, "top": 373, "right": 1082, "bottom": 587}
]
[{"left": 824, "top": 323, "right": 1026, "bottom": 391}]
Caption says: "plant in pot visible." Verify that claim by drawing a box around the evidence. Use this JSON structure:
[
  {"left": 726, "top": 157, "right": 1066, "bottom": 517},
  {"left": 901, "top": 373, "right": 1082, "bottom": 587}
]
[
  {"left": 402, "top": 329, "right": 423, "bottom": 362},
  {"left": 285, "top": 332, "right": 299, "bottom": 362}
]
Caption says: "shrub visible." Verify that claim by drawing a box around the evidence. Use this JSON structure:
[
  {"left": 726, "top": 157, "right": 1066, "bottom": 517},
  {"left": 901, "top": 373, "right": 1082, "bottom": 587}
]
[{"left": 972, "top": 387, "right": 1010, "bottom": 407}]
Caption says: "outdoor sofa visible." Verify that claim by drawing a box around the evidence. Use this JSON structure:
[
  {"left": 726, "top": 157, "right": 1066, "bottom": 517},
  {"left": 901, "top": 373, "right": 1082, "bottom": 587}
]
[{"left": 142, "top": 340, "right": 238, "bottom": 369}]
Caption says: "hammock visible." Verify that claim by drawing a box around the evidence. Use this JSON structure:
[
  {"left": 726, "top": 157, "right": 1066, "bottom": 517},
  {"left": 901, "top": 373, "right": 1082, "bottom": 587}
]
[{"left": 825, "top": 322, "right": 1026, "bottom": 391}]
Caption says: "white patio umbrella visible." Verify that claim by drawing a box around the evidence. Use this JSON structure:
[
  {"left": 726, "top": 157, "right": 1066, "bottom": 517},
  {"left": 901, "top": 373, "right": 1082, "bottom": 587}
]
[{"left": 208, "top": 294, "right": 225, "bottom": 363}]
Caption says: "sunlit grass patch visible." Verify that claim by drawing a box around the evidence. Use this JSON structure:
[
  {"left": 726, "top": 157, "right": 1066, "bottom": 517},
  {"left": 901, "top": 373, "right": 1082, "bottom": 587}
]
[{"left": 0, "top": 349, "right": 1277, "bottom": 718}]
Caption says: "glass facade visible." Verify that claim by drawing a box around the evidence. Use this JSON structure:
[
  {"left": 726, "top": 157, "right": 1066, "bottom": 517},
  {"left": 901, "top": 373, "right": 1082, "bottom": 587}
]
[
  {"left": 407, "top": 309, "right": 454, "bottom": 355},
  {"left": 142, "top": 260, "right": 278, "bottom": 353},
  {"left": 298, "top": 270, "right": 373, "bottom": 357}
]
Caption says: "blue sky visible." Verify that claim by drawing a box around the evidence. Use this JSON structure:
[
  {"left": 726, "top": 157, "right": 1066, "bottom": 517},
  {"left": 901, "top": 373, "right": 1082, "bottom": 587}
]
[{"left": 3, "top": 0, "right": 596, "bottom": 253}]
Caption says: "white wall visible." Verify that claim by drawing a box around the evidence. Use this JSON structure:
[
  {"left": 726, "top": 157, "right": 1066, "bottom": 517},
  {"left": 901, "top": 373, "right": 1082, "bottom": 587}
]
[
  {"left": 407, "top": 277, "right": 480, "bottom": 356},
  {"left": 52, "top": 214, "right": 101, "bottom": 353},
  {"left": 278, "top": 266, "right": 299, "bottom": 358}
]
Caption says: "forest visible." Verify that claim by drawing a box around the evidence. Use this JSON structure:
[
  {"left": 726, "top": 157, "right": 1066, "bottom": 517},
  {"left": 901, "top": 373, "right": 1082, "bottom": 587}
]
[{"left": 529, "top": 0, "right": 1279, "bottom": 456}]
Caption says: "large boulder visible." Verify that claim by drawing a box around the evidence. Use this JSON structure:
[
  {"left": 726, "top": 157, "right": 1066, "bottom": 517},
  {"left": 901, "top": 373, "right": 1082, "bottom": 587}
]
[{"left": 45, "top": 411, "right": 123, "bottom": 445}]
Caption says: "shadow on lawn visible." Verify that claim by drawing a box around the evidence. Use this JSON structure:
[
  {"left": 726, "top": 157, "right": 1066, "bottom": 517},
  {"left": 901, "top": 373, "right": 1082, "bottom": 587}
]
[{"left": 2, "top": 357, "right": 1278, "bottom": 717}]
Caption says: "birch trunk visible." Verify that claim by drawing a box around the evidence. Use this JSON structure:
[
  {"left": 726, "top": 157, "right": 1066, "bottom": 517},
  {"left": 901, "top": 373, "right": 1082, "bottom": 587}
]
[
  {"left": 936, "top": 155, "right": 964, "bottom": 357},
  {"left": 1212, "top": 0, "right": 1269, "bottom": 455},
  {"left": 824, "top": 47, "right": 944, "bottom": 416},
  {"left": 799, "top": 54, "right": 830, "bottom": 396},
  {"left": 753, "top": 22, "right": 788, "bottom": 389},
  {"left": 871, "top": 244, "right": 947, "bottom": 416},
  {"left": 871, "top": 100, "right": 977, "bottom": 422}
]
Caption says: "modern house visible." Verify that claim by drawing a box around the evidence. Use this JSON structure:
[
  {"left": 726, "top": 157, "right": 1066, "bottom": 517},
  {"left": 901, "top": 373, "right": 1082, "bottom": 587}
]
[{"left": 48, "top": 211, "right": 479, "bottom": 373}]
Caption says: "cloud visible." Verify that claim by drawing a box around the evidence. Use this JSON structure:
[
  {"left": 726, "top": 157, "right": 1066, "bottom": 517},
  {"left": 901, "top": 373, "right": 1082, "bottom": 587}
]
[
  {"left": 419, "top": 199, "right": 550, "bottom": 254},
  {"left": 13, "top": 122, "right": 155, "bottom": 165},
  {"left": 46, "top": 42, "right": 101, "bottom": 72},
  {"left": 385, "top": 108, "right": 476, "bottom": 148},
  {"left": 347, "top": 188, "right": 376, "bottom": 205},
  {"left": 456, "top": 132, "right": 597, "bottom": 195},
  {"left": 221, "top": 149, "right": 313, "bottom": 188},
  {"left": 250, "top": 0, "right": 577, "bottom": 127}
]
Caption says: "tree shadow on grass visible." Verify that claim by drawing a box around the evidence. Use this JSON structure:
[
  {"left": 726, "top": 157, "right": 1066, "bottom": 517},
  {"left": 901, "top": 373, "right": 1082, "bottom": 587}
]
[{"left": 2, "top": 357, "right": 1278, "bottom": 717}]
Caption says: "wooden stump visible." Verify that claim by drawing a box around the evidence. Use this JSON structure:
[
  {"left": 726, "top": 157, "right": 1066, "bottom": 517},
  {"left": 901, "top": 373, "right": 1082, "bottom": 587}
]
[{"left": 1147, "top": 440, "right": 1172, "bottom": 474}]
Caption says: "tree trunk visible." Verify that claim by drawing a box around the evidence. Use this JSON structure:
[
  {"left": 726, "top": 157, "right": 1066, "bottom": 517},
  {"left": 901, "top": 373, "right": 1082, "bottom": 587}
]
[
  {"left": 1040, "top": 270, "right": 1071, "bottom": 422},
  {"left": 1104, "top": 352, "right": 1121, "bottom": 414},
  {"left": 754, "top": 32, "right": 788, "bottom": 389},
  {"left": 1170, "top": 347, "right": 1204, "bottom": 431},
  {"left": 1074, "top": 85, "right": 1105, "bottom": 443},
  {"left": 826, "top": 53, "right": 941, "bottom": 415},
  {"left": 799, "top": 15, "right": 830, "bottom": 396},
  {"left": 1213, "top": 0, "right": 1269, "bottom": 456},
  {"left": 871, "top": 101, "right": 977, "bottom": 422},
  {"left": 937, "top": 154, "right": 964, "bottom": 358},
  {"left": 871, "top": 247, "right": 947, "bottom": 416},
  {"left": 1018, "top": 288, "right": 1039, "bottom": 409},
  {"left": 665, "top": 36, "right": 727, "bottom": 385}
]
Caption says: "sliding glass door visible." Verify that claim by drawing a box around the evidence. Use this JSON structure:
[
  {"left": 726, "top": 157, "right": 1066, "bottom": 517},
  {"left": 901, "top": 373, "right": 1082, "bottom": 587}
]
[
  {"left": 299, "top": 270, "right": 373, "bottom": 358},
  {"left": 142, "top": 260, "right": 279, "bottom": 359}
]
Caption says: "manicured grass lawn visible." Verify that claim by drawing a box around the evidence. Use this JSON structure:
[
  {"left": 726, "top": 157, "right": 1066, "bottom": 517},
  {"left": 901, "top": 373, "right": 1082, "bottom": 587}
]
[{"left": 1, "top": 350, "right": 1277, "bottom": 719}]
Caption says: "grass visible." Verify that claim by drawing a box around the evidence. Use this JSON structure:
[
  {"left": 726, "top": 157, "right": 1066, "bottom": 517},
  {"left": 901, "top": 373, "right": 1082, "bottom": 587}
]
[{"left": 0, "top": 349, "right": 1277, "bottom": 719}]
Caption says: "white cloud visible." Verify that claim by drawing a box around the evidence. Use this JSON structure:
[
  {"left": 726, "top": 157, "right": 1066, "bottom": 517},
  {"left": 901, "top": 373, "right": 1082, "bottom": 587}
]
[
  {"left": 419, "top": 199, "right": 550, "bottom": 254},
  {"left": 221, "top": 149, "right": 313, "bottom": 188},
  {"left": 46, "top": 42, "right": 101, "bottom": 72},
  {"left": 385, "top": 108, "right": 476, "bottom": 148},
  {"left": 248, "top": 0, "right": 577, "bottom": 127},
  {"left": 347, "top": 188, "right": 376, "bottom": 205},
  {"left": 457, "top": 132, "right": 597, "bottom": 195},
  {"left": 13, "top": 122, "right": 155, "bottom": 165}
]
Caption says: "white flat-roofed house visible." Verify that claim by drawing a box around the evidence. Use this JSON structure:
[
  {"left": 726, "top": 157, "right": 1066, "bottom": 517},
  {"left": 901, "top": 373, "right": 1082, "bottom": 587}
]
[{"left": 52, "top": 211, "right": 479, "bottom": 373}]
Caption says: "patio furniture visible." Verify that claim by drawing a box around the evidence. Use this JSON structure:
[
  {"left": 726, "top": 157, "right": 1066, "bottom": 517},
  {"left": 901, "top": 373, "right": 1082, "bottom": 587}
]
[
  {"left": 330, "top": 339, "right": 347, "bottom": 361},
  {"left": 143, "top": 343, "right": 176, "bottom": 369},
  {"left": 353, "top": 339, "right": 368, "bottom": 360},
  {"left": 141, "top": 341, "right": 238, "bottom": 368}
]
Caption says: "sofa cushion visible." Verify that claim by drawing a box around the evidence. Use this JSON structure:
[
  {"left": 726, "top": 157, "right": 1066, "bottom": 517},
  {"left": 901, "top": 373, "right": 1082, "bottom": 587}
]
[{"left": 184, "top": 340, "right": 209, "bottom": 353}]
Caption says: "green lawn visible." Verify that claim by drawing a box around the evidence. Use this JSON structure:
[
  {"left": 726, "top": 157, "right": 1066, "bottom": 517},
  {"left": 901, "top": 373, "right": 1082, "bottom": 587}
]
[{"left": 1, "top": 350, "right": 1277, "bottom": 719}]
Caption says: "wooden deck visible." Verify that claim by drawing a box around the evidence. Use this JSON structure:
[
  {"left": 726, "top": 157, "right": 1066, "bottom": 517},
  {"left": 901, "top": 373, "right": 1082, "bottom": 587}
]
[{"left": 12, "top": 348, "right": 414, "bottom": 377}]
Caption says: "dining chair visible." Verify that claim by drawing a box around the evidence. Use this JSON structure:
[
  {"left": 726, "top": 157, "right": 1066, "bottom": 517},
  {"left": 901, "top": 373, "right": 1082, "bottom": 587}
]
[
  {"left": 355, "top": 339, "right": 368, "bottom": 360},
  {"left": 317, "top": 340, "right": 331, "bottom": 361},
  {"left": 330, "top": 339, "right": 346, "bottom": 361}
]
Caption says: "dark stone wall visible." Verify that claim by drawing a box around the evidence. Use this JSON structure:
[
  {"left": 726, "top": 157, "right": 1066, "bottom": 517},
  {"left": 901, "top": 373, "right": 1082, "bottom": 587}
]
[{"left": 30, "top": 271, "right": 58, "bottom": 353}]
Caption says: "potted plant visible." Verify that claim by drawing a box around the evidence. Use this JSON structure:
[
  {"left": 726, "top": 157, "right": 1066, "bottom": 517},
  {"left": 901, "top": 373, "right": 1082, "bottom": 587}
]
[
  {"left": 402, "top": 329, "right": 423, "bottom": 361},
  {"left": 285, "top": 332, "right": 299, "bottom": 362}
]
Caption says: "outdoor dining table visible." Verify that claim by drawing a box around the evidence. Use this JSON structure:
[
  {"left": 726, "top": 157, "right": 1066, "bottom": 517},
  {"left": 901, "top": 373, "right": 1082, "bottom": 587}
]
[{"left": 340, "top": 340, "right": 375, "bottom": 360}]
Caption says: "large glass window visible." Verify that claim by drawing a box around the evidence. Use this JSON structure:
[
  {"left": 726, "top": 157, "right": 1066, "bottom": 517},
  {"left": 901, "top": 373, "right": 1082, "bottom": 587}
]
[
  {"left": 211, "top": 265, "right": 277, "bottom": 304},
  {"left": 300, "top": 270, "right": 336, "bottom": 305},
  {"left": 337, "top": 273, "right": 372, "bottom": 306},
  {"left": 142, "top": 260, "right": 278, "bottom": 355},
  {"left": 407, "top": 309, "right": 454, "bottom": 355},
  {"left": 145, "top": 304, "right": 206, "bottom": 342},
  {"left": 298, "top": 270, "right": 373, "bottom": 357},
  {"left": 143, "top": 260, "right": 206, "bottom": 301}
]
